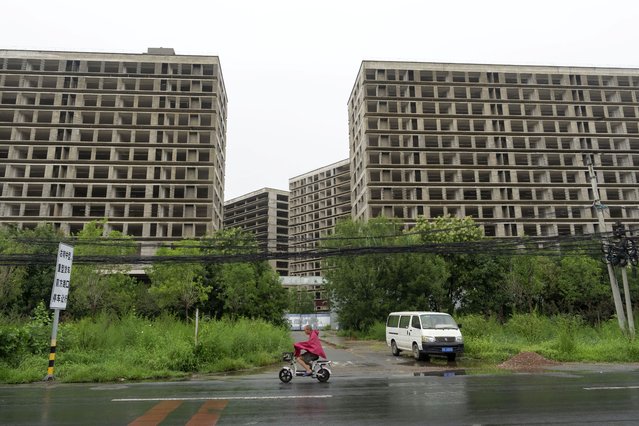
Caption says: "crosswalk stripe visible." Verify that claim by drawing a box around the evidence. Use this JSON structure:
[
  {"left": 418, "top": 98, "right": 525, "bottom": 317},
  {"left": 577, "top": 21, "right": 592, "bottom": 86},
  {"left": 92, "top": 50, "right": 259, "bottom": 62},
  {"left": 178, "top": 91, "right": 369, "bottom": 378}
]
[
  {"left": 185, "top": 400, "right": 228, "bottom": 426},
  {"left": 128, "top": 400, "right": 183, "bottom": 426}
]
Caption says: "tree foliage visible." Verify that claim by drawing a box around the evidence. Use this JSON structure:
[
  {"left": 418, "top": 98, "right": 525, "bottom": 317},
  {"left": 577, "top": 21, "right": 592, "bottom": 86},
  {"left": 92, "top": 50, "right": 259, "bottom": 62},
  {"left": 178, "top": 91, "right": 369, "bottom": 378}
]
[
  {"left": 322, "top": 215, "right": 624, "bottom": 330},
  {"left": 199, "top": 227, "right": 259, "bottom": 318},
  {"left": 413, "top": 214, "right": 484, "bottom": 243},
  {"left": 322, "top": 217, "right": 449, "bottom": 331},
  {"left": 199, "top": 228, "right": 288, "bottom": 326},
  {"left": 0, "top": 224, "right": 61, "bottom": 316},
  {"left": 555, "top": 255, "right": 612, "bottom": 322},
  {"left": 504, "top": 255, "right": 555, "bottom": 314},
  {"left": 69, "top": 221, "right": 139, "bottom": 317},
  {"left": 414, "top": 215, "right": 488, "bottom": 314},
  {"left": 449, "top": 254, "right": 510, "bottom": 319},
  {"left": 148, "top": 240, "right": 209, "bottom": 319},
  {"left": 218, "top": 262, "right": 287, "bottom": 324},
  {"left": 287, "top": 288, "right": 316, "bottom": 314},
  {"left": 0, "top": 227, "right": 27, "bottom": 315},
  {"left": 0, "top": 214, "right": 629, "bottom": 330},
  {"left": 0, "top": 224, "right": 290, "bottom": 324}
]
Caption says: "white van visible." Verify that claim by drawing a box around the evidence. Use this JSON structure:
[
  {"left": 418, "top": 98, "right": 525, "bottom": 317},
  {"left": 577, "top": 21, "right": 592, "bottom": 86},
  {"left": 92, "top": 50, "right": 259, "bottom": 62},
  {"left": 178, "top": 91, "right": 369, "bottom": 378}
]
[{"left": 386, "top": 311, "right": 464, "bottom": 361}]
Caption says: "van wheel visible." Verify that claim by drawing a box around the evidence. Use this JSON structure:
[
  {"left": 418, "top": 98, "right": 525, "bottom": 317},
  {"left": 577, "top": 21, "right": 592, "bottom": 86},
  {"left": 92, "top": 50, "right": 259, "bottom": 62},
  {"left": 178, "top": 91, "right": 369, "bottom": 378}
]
[
  {"left": 412, "top": 343, "right": 424, "bottom": 361},
  {"left": 391, "top": 340, "right": 400, "bottom": 356}
]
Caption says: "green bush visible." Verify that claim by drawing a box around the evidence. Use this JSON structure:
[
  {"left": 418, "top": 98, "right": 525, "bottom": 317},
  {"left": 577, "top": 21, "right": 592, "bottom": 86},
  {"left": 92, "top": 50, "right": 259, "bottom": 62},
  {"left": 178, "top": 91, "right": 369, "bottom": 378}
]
[
  {"left": 457, "top": 314, "right": 502, "bottom": 339},
  {"left": 337, "top": 321, "right": 385, "bottom": 340},
  {"left": 0, "top": 305, "right": 52, "bottom": 366},
  {"left": 553, "top": 314, "right": 583, "bottom": 356},
  {"left": 0, "top": 327, "right": 25, "bottom": 360},
  {"left": 556, "top": 330, "right": 576, "bottom": 356},
  {"left": 505, "top": 312, "right": 553, "bottom": 343},
  {"left": 367, "top": 321, "right": 386, "bottom": 341}
]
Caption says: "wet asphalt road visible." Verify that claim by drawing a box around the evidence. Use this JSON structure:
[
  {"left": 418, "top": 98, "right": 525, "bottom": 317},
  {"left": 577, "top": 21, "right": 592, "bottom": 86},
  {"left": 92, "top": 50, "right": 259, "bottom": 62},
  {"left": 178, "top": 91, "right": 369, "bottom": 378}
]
[{"left": 2, "top": 332, "right": 639, "bottom": 425}]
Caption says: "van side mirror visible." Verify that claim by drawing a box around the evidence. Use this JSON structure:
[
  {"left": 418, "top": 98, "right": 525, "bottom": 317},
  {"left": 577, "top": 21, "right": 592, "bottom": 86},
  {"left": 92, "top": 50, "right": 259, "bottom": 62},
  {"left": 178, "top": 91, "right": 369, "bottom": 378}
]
[{"left": 457, "top": 323, "right": 462, "bottom": 329}]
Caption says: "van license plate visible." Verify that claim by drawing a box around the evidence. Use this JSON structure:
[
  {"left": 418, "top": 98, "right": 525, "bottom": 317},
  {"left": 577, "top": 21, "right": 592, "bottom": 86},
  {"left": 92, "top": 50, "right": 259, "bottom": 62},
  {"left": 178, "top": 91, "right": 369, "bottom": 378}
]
[{"left": 441, "top": 347, "right": 453, "bottom": 352}]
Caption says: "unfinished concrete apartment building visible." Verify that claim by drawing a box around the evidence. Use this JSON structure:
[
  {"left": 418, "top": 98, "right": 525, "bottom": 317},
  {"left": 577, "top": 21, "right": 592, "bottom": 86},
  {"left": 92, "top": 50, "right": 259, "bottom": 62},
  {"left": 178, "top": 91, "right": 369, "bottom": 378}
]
[
  {"left": 289, "top": 159, "right": 351, "bottom": 276},
  {"left": 349, "top": 61, "right": 639, "bottom": 237},
  {"left": 0, "top": 48, "right": 227, "bottom": 239},
  {"left": 223, "top": 188, "right": 290, "bottom": 276}
]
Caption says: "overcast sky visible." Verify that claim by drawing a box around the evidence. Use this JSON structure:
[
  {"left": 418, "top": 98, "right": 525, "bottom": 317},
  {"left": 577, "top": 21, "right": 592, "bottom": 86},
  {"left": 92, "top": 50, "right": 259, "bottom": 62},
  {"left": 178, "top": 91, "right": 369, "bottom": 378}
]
[{"left": 4, "top": 1, "right": 639, "bottom": 200}]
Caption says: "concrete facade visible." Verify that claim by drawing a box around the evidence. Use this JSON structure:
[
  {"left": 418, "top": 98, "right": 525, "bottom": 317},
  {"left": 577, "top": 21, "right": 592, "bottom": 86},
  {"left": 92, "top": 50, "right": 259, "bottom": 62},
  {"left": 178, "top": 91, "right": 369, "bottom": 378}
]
[
  {"left": 289, "top": 159, "right": 351, "bottom": 276},
  {"left": 0, "top": 49, "right": 227, "bottom": 239},
  {"left": 223, "top": 187, "right": 289, "bottom": 276},
  {"left": 280, "top": 276, "right": 329, "bottom": 312},
  {"left": 349, "top": 61, "right": 639, "bottom": 237}
]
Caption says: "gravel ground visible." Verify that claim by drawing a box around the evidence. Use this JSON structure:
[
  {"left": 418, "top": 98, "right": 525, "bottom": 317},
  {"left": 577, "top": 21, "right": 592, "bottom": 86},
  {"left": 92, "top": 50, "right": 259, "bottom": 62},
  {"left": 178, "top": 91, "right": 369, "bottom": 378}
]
[{"left": 498, "top": 351, "right": 560, "bottom": 370}]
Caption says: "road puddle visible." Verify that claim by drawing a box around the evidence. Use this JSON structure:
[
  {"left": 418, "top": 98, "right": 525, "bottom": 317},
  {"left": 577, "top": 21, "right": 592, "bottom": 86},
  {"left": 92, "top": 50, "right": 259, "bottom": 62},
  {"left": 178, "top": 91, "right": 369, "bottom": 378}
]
[{"left": 413, "top": 369, "right": 466, "bottom": 377}]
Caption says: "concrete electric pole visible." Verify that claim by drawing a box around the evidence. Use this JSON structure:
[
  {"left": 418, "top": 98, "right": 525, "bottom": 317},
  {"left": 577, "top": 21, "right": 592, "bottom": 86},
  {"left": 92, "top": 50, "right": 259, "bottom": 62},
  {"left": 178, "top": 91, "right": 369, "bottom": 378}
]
[{"left": 586, "top": 155, "right": 628, "bottom": 333}]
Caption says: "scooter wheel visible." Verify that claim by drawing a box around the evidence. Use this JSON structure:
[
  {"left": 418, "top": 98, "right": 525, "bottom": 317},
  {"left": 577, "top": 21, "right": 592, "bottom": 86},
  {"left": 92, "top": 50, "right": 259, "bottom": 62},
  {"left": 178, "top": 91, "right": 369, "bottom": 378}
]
[
  {"left": 316, "top": 368, "right": 330, "bottom": 383},
  {"left": 279, "top": 368, "right": 293, "bottom": 383}
]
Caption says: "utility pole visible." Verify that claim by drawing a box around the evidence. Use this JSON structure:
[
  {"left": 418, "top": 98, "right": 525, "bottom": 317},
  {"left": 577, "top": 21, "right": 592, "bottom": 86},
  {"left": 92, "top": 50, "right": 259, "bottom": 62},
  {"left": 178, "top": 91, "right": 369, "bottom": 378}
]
[
  {"left": 620, "top": 267, "right": 635, "bottom": 338},
  {"left": 587, "top": 155, "right": 627, "bottom": 333},
  {"left": 612, "top": 221, "right": 636, "bottom": 339}
]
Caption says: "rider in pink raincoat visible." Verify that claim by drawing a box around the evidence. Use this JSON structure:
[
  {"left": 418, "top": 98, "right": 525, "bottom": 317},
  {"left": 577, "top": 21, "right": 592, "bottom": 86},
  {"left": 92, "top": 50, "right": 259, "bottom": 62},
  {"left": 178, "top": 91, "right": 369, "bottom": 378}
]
[{"left": 294, "top": 325, "right": 326, "bottom": 375}]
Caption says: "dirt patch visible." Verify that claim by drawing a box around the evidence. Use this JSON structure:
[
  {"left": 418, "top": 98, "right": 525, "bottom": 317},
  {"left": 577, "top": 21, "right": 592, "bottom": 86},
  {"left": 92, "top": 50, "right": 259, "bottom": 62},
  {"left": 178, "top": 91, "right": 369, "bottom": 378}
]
[{"left": 498, "top": 351, "right": 560, "bottom": 370}]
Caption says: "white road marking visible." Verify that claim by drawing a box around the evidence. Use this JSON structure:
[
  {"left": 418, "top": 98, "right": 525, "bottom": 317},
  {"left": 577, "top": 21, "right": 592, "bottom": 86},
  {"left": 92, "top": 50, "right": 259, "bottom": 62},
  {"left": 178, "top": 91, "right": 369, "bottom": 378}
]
[
  {"left": 113, "top": 395, "right": 333, "bottom": 402},
  {"left": 584, "top": 386, "right": 639, "bottom": 391}
]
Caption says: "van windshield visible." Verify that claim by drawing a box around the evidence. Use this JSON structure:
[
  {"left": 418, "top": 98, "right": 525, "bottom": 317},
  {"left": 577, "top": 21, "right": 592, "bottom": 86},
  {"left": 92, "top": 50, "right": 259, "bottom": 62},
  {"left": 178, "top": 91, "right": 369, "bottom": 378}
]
[{"left": 419, "top": 314, "right": 458, "bottom": 329}]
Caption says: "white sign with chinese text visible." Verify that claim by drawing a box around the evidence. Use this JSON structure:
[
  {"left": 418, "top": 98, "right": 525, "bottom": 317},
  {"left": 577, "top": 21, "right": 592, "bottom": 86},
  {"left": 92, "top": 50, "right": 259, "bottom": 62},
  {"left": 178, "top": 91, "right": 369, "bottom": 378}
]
[{"left": 49, "top": 243, "right": 74, "bottom": 310}]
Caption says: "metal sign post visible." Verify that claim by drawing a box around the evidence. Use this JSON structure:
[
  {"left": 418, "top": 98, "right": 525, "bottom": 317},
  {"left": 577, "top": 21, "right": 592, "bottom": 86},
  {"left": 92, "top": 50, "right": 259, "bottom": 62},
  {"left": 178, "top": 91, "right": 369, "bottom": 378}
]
[{"left": 44, "top": 242, "right": 74, "bottom": 381}]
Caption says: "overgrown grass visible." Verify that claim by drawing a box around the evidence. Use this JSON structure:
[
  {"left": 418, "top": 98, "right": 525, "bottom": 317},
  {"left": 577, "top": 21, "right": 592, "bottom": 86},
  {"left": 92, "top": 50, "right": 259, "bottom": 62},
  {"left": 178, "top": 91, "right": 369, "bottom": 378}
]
[
  {"left": 3, "top": 312, "right": 638, "bottom": 383},
  {"left": 338, "top": 321, "right": 386, "bottom": 340},
  {"left": 0, "top": 313, "right": 291, "bottom": 384},
  {"left": 460, "top": 313, "right": 639, "bottom": 363},
  {"left": 338, "top": 313, "right": 639, "bottom": 364}
]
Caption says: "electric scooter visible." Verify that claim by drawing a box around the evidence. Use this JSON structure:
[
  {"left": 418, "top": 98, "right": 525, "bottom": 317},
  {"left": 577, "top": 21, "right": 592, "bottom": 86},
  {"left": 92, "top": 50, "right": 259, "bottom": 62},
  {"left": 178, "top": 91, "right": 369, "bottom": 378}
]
[{"left": 278, "top": 352, "right": 332, "bottom": 383}]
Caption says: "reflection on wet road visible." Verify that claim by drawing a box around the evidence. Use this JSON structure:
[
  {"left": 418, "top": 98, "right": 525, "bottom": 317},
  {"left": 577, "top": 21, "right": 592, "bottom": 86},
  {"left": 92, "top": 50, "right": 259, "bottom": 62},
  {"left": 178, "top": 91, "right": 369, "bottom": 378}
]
[
  {"left": 3, "top": 333, "right": 639, "bottom": 424},
  {"left": 2, "top": 370, "right": 639, "bottom": 425}
]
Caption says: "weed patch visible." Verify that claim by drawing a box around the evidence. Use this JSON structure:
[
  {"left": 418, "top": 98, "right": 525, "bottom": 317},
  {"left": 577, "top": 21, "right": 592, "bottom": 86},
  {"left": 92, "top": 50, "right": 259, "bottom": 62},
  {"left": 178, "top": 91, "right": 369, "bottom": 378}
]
[
  {"left": 0, "top": 315, "right": 290, "bottom": 383},
  {"left": 341, "top": 313, "right": 639, "bottom": 365}
]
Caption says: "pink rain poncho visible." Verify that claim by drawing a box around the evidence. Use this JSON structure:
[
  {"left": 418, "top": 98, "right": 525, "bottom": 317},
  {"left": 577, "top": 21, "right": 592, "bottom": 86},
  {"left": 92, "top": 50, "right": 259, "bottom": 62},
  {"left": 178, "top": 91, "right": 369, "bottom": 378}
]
[{"left": 293, "top": 329, "right": 327, "bottom": 359}]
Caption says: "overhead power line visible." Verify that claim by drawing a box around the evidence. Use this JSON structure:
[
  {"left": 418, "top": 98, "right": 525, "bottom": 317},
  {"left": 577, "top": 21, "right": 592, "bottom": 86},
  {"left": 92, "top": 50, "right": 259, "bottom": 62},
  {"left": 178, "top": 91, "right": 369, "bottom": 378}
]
[{"left": 0, "top": 229, "right": 608, "bottom": 267}]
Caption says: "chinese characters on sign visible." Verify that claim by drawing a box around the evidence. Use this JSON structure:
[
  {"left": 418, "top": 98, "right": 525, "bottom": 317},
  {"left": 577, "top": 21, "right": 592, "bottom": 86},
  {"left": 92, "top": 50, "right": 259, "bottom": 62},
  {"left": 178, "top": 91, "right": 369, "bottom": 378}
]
[{"left": 49, "top": 243, "right": 73, "bottom": 310}]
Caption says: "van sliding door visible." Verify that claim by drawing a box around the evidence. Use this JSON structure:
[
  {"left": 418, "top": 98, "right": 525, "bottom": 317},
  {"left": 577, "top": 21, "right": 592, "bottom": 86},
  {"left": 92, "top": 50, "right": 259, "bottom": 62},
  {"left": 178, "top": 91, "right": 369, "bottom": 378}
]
[{"left": 398, "top": 315, "right": 411, "bottom": 349}]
